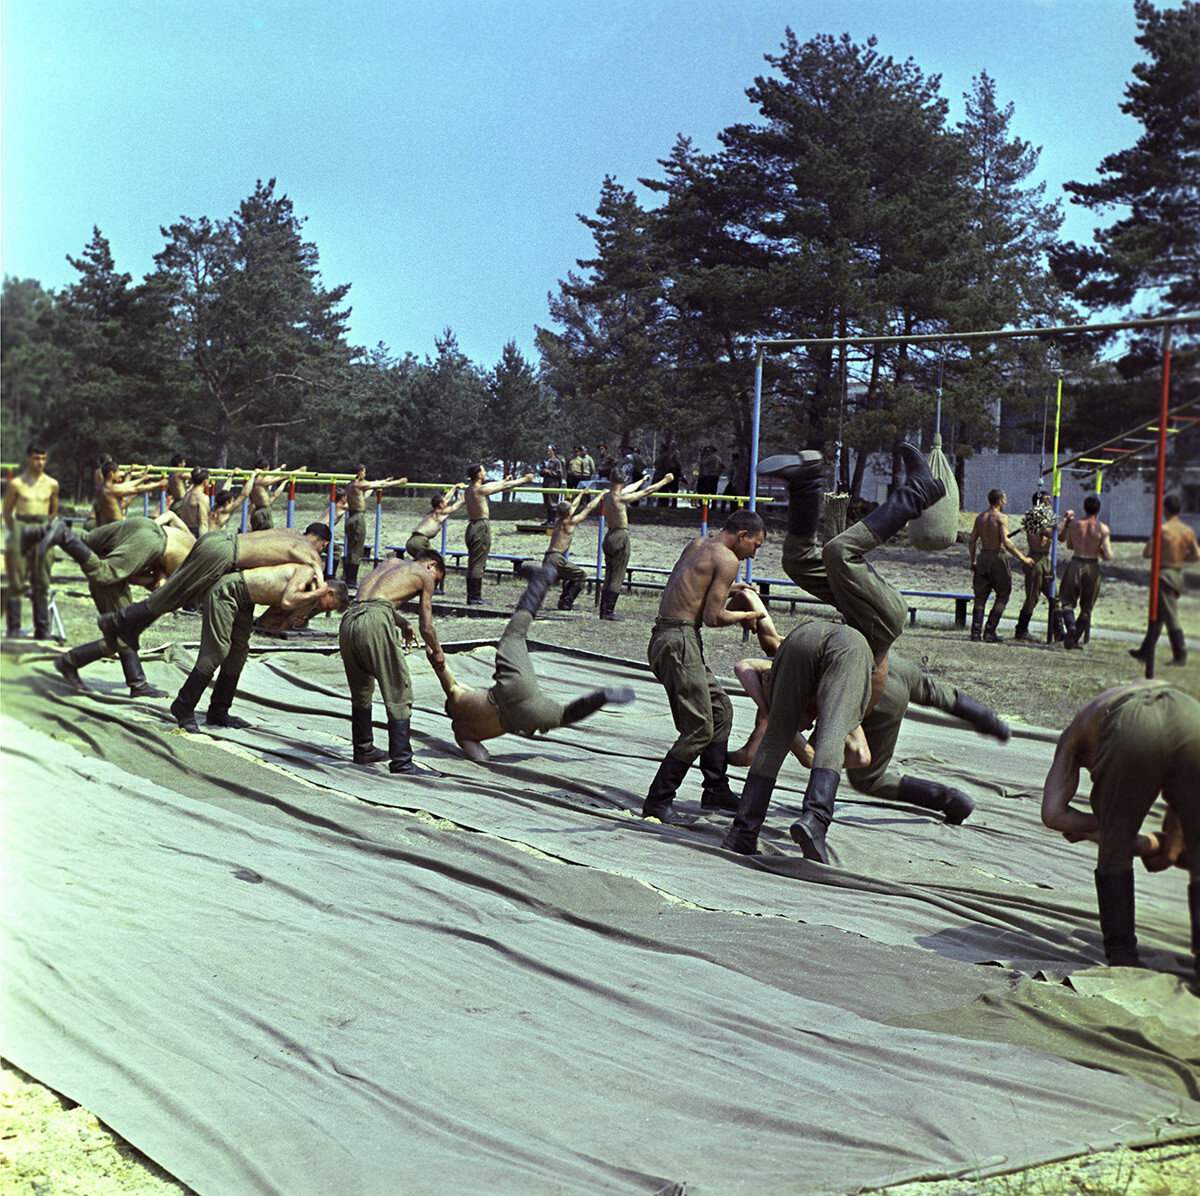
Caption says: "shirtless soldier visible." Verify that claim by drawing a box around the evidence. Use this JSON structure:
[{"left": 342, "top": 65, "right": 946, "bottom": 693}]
[
  {"left": 428, "top": 565, "right": 635, "bottom": 762},
  {"left": 248, "top": 459, "right": 306, "bottom": 531},
  {"left": 542, "top": 490, "right": 603, "bottom": 611},
  {"left": 51, "top": 512, "right": 196, "bottom": 695},
  {"left": 642, "top": 509, "right": 766, "bottom": 825},
  {"left": 175, "top": 468, "right": 256, "bottom": 538},
  {"left": 171, "top": 564, "right": 348, "bottom": 732},
  {"left": 1013, "top": 492, "right": 1063, "bottom": 642},
  {"left": 1130, "top": 494, "right": 1199, "bottom": 668},
  {"left": 406, "top": 486, "right": 466, "bottom": 559},
  {"left": 341, "top": 465, "right": 407, "bottom": 586},
  {"left": 339, "top": 551, "right": 447, "bottom": 774},
  {"left": 598, "top": 468, "right": 675, "bottom": 620},
  {"left": 166, "top": 453, "right": 188, "bottom": 506},
  {"left": 1041, "top": 681, "right": 1199, "bottom": 983},
  {"left": 93, "top": 463, "right": 164, "bottom": 526},
  {"left": 96, "top": 523, "right": 333, "bottom": 651},
  {"left": 968, "top": 489, "right": 1033, "bottom": 643},
  {"left": 463, "top": 464, "right": 534, "bottom": 606},
  {"left": 4, "top": 440, "right": 59, "bottom": 638},
  {"left": 1058, "top": 495, "right": 1112, "bottom": 650}
]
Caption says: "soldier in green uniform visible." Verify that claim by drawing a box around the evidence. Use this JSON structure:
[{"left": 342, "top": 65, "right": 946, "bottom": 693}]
[
  {"left": 338, "top": 552, "right": 446, "bottom": 775},
  {"left": 1042, "top": 681, "right": 1200, "bottom": 983}
]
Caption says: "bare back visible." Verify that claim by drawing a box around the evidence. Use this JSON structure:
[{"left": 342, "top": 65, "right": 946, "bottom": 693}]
[
  {"left": 357, "top": 558, "right": 432, "bottom": 605},
  {"left": 235, "top": 528, "right": 323, "bottom": 570},
  {"left": 1066, "top": 515, "right": 1109, "bottom": 558}
]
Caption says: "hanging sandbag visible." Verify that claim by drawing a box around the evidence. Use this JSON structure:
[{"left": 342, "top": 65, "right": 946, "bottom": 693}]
[{"left": 908, "top": 434, "right": 960, "bottom": 550}]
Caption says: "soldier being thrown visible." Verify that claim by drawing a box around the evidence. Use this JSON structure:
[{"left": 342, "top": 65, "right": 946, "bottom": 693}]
[
  {"left": 339, "top": 551, "right": 447, "bottom": 775},
  {"left": 728, "top": 443, "right": 948, "bottom": 860},
  {"left": 93, "top": 523, "right": 333, "bottom": 652},
  {"left": 428, "top": 565, "right": 634, "bottom": 762},
  {"left": 50, "top": 512, "right": 196, "bottom": 695}
]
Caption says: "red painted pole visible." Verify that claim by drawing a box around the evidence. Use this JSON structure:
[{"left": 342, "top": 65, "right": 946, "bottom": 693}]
[{"left": 1145, "top": 325, "right": 1172, "bottom": 680}]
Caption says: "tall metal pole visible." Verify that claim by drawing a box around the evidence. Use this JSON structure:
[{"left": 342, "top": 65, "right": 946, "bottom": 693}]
[
  {"left": 1145, "top": 325, "right": 1172, "bottom": 679},
  {"left": 745, "top": 343, "right": 764, "bottom": 584},
  {"left": 1048, "top": 376, "right": 1064, "bottom": 644}
]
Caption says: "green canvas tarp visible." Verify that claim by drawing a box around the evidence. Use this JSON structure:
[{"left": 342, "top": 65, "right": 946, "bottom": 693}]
[{"left": 2, "top": 640, "right": 1197, "bottom": 1196}]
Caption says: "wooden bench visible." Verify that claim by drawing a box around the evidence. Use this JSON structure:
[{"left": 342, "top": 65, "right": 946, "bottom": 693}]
[{"left": 754, "top": 578, "right": 971, "bottom": 627}]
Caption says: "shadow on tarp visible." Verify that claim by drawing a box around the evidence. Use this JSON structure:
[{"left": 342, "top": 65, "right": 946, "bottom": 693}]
[{"left": 2, "top": 644, "right": 1198, "bottom": 1196}]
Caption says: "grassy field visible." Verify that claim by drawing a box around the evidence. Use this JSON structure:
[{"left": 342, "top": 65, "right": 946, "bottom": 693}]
[{"left": 37, "top": 493, "right": 1200, "bottom": 729}]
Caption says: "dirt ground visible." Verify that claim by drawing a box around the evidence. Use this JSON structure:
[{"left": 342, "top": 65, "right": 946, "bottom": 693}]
[{"left": 3, "top": 494, "right": 1198, "bottom": 1195}]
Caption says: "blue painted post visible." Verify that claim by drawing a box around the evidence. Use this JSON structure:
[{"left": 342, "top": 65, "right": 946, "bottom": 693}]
[
  {"left": 373, "top": 489, "right": 383, "bottom": 568},
  {"left": 286, "top": 476, "right": 295, "bottom": 529},
  {"left": 594, "top": 510, "right": 605, "bottom": 603},
  {"left": 327, "top": 479, "right": 337, "bottom": 577}
]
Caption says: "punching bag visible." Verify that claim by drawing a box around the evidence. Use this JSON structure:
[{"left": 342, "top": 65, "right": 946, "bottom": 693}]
[{"left": 907, "top": 433, "right": 959, "bottom": 550}]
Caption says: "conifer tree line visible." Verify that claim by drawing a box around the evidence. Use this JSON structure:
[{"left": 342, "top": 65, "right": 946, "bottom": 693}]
[{"left": 3, "top": 5, "right": 1196, "bottom": 501}]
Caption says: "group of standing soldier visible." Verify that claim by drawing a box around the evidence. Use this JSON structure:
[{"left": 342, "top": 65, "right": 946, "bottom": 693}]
[{"left": 968, "top": 485, "right": 1195, "bottom": 666}]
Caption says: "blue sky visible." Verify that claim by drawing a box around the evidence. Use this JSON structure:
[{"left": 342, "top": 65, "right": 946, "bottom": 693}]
[{"left": 2, "top": 0, "right": 1142, "bottom": 370}]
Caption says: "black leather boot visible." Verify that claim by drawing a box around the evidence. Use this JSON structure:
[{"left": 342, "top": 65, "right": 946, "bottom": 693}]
[
  {"left": 388, "top": 717, "right": 441, "bottom": 776},
  {"left": 599, "top": 590, "right": 623, "bottom": 621},
  {"left": 206, "top": 669, "right": 250, "bottom": 727},
  {"left": 698, "top": 739, "right": 739, "bottom": 812},
  {"left": 5, "top": 597, "right": 22, "bottom": 637},
  {"left": 1167, "top": 628, "right": 1188, "bottom": 667},
  {"left": 54, "top": 639, "right": 108, "bottom": 689},
  {"left": 642, "top": 753, "right": 696, "bottom": 825},
  {"left": 171, "top": 668, "right": 214, "bottom": 732},
  {"left": 31, "top": 594, "right": 52, "bottom": 640},
  {"left": 1078, "top": 612, "right": 1092, "bottom": 645},
  {"left": 969, "top": 603, "right": 985, "bottom": 642},
  {"left": 1094, "top": 870, "right": 1141, "bottom": 967},
  {"left": 36, "top": 519, "right": 95, "bottom": 569},
  {"left": 861, "top": 444, "right": 946, "bottom": 544},
  {"left": 897, "top": 775, "right": 975, "bottom": 824},
  {"left": 557, "top": 580, "right": 583, "bottom": 611},
  {"left": 1061, "top": 610, "right": 1081, "bottom": 650},
  {"left": 563, "top": 686, "right": 635, "bottom": 725},
  {"left": 1129, "top": 620, "right": 1163, "bottom": 663},
  {"left": 1050, "top": 607, "right": 1065, "bottom": 642},
  {"left": 351, "top": 706, "right": 387, "bottom": 763},
  {"left": 721, "top": 772, "right": 776, "bottom": 854},
  {"left": 788, "top": 767, "right": 840, "bottom": 863},
  {"left": 982, "top": 601, "right": 1007, "bottom": 643},
  {"left": 952, "top": 691, "right": 1011, "bottom": 741},
  {"left": 759, "top": 452, "right": 824, "bottom": 540},
  {"left": 99, "top": 598, "right": 155, "bottom": 653},
  {"left": 466, "top": 577, "right": 484, "bottom": 606},
  {"left": 515, "top": 564, "right": 557, "bottom": 615},
  {"left": 344, "top": 559, "right": 359, "bottom": 587},
  {"left": 1013, "top": 610, "right": 1032, "bottom": 641},
  {"left": 121, "top": 652, "right": 168, "bottom": 698}
]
